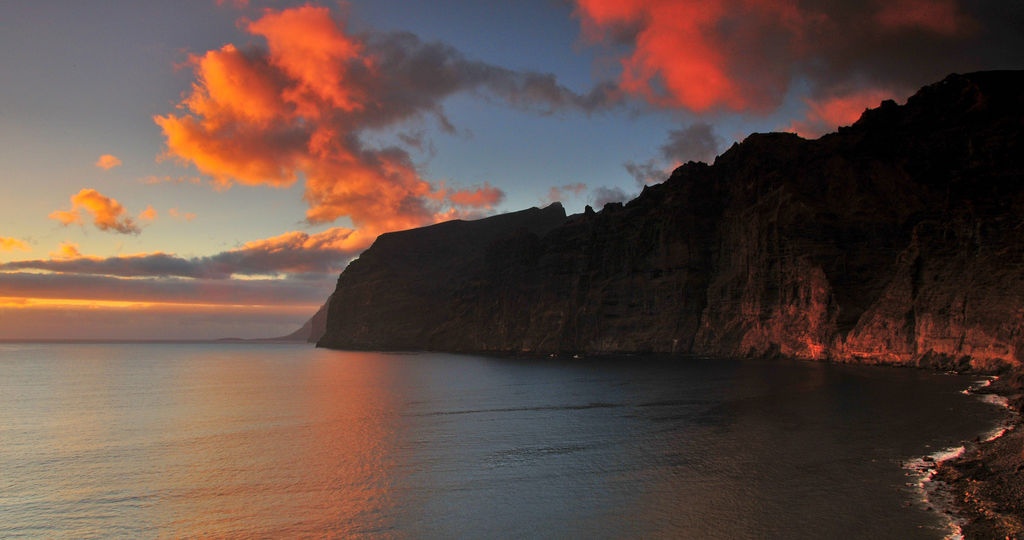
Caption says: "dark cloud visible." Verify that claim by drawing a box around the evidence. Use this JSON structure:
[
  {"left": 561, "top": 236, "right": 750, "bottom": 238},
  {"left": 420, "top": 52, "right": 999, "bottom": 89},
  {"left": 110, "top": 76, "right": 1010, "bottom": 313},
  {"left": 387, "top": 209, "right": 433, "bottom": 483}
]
[
  {"left": 798, "top": 0, "right": 1024, "bottom": 99},
  {"left": 623, "top": 159, "right": 665, "bottom": 186},
  {"left": 3, "top": 253, "right": 212, "bottom": 279},
  {"left": 364, "top": 31, "right": 621, "bottom": 123},
  {"left": 0, "top": 228, "right": 361, "bottom": 280},
  {"left": 624, "top": 122, "right": 723, "bottom": 185},
  {"left": 660, "top": 123, "right": 721, "bottom": 164},
  {"left": 543, "top": 182, "right": 588, "bottom": 204},
  {"left": 590, "top": 186, "right": 631, "bottom": 207}
]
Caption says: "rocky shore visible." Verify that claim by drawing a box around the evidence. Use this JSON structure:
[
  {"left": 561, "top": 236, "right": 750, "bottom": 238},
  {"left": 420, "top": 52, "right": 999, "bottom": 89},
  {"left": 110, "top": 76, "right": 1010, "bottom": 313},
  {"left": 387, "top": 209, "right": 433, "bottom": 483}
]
[{"left": 936, "top": 371, "right": 1024, "bottom": 539}]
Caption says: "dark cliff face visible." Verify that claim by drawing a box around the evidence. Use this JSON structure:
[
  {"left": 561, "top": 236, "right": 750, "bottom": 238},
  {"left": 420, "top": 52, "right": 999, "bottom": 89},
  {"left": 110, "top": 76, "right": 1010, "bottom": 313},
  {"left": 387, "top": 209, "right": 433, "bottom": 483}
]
[
  {"left": 319, "top": 71, "right": 1024, "bottom": 371},
  {"left": 317, "top": 203, "right": 569, "bottom": 350}
]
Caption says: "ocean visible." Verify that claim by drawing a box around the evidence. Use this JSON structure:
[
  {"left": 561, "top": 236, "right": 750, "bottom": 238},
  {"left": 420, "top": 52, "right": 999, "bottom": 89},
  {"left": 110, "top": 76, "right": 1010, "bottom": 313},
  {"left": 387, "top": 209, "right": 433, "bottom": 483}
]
[{"left": 0, "top": 342, "right": 1009, "bottom": 538}]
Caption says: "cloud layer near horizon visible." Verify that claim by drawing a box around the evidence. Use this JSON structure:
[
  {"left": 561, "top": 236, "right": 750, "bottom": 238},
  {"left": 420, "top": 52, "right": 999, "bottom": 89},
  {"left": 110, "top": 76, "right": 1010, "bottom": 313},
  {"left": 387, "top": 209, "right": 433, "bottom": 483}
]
[
  {"left": 0, "top": 299, "right": 317, "bottom": 341},
  {"left": 0, "top": 271, "right": 331, "bottom": 306},
  {"left": 2, "top": 226, "right": 362, "bottom": 280},
  {"left": 0, "top": 225, "right": 353, "bottom": 337},
  {"left": 156, "top": 5, "right": 617, "bottom": 241}
]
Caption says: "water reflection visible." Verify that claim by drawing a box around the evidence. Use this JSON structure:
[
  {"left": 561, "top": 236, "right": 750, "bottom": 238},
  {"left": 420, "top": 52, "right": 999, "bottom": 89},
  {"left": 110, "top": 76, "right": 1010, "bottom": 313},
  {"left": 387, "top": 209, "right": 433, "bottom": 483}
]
[
  {"left": 144, "top": 349, "right": 413, "bottom": 537},
  {"left": 0, "top": 345, "right": 1008, "bottom": 539},
  {"left": 297, "top": 351, "right": 406, "bottom": 536}
]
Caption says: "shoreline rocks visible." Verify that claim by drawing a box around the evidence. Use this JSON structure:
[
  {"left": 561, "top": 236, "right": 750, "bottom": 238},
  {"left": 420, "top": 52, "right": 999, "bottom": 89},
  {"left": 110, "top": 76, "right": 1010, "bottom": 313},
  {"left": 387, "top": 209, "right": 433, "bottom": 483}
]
[{"left": 936, "top": 372, "right": 1024, "bottom": 538}]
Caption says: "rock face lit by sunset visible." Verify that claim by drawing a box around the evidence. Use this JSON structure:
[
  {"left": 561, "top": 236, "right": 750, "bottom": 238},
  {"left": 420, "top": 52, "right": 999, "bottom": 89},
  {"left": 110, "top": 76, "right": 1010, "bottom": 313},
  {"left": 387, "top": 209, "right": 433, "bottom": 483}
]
[{"left": 1, "top": 0, "right": 1021, "bottom": 340}]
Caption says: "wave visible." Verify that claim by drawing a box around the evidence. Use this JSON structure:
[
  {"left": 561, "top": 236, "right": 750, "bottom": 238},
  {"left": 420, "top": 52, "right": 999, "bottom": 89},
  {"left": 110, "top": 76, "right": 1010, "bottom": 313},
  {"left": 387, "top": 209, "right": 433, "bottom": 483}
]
[{"left": 903, "top": 376, "right": 1017, "bottom": 540}]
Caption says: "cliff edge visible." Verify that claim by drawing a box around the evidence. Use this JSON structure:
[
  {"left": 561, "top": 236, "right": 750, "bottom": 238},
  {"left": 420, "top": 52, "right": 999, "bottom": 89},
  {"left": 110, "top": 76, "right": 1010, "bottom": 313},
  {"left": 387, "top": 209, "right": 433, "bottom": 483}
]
[{"left": 318, "top": 71, "right": 1024, "bottom": 373}]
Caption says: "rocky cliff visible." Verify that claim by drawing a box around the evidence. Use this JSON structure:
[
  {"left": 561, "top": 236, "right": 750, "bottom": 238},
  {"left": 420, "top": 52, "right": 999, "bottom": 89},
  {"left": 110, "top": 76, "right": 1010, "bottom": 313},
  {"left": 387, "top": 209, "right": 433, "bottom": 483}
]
[
  {"left": 278, "top": 300, "right": 330, "bottom": 342},
  {"left": 318, "top": 71, "right": 1024, "bottom": 372}
]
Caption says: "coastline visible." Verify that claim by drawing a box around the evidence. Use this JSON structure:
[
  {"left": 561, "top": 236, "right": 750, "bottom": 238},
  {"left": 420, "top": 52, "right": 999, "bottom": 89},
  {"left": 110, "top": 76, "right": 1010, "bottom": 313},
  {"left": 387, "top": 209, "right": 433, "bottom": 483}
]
[{"left": 932, "top": 371, "right": 1024, "bottom": 539}]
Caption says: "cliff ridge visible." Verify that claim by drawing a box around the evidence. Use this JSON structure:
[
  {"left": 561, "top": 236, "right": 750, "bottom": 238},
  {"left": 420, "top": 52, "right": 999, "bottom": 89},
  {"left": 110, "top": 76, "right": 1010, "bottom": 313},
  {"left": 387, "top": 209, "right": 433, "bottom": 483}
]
[{"left": 318, "top": 71, "right": 1024, "bottom": 373}]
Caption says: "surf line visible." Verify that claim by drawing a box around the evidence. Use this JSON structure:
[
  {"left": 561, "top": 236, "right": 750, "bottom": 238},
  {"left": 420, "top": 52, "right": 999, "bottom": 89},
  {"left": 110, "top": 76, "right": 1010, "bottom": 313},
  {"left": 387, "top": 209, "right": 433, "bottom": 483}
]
[{"left": 902, "top": 376, "right": 1016, "bottom": 540}]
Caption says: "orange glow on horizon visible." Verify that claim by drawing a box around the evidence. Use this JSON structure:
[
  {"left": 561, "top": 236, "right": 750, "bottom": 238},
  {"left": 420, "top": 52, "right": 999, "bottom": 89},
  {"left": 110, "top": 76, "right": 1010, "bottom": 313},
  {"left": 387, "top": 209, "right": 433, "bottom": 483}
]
[{"left": 0, "top": 296, "right": 319, "bottom": 311}]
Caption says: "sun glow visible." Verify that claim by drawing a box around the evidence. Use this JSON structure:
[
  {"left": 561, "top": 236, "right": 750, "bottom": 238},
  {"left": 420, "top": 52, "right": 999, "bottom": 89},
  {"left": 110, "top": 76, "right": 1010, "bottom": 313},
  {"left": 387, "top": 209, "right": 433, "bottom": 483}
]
[{"left": 0, "top": 296, "right": 318, "bottom": 311}]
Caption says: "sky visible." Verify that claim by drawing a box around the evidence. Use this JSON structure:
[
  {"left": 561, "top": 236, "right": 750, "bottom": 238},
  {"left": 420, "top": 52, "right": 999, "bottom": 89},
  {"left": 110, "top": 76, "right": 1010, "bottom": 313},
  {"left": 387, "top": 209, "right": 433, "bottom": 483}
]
[{"left": 1, "top": 0, "right": 1022, "bottom": 340}]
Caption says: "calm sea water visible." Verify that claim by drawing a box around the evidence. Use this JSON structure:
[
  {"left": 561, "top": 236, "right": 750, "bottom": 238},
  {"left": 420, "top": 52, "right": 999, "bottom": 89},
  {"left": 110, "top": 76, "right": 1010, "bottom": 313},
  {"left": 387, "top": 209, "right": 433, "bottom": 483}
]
[{"left": 0, "top": 342, "right": 1007, "bottom": 538}]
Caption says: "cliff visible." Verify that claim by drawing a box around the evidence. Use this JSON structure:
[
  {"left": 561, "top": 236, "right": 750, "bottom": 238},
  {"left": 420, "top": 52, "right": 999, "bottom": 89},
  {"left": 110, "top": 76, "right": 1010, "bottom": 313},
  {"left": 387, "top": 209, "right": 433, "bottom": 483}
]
[
  {"left": 278, "top": 300, "right": 330, "bottom": 342},
  {"left": 317, "top": 203, "right": 569, "bottom": 350},
  {"left": 318, "top": 71, "right": 1024, "bottom": 373}
]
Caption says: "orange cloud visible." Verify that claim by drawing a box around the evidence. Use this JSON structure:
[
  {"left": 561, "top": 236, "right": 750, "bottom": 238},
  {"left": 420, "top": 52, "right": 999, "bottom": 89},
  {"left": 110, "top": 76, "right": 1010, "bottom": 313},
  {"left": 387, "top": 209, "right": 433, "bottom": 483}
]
[
  {"left": 299, "top": 137, "right": 436, "bottom": 230},
  {"left": 47, "top": 209, "right": 82, "bottom": 226},
  {"left": 228, "top": 226, "right": 375, "bottom": 271},
  {"left": 152, "top": 5, "right": 645, "bottom": 240},
  {"left": 572, "top": 0, "right": 990, "bottom": 119},
  {"left": 168, "top": 208, "right": 197, "bottom": 221},
  {"left": 50, "top": 241, "right": 83, "bottom": 259},
  {"left": 154, "top": 111, "right": 302, "bottom": 189},
  {"left": 245, "top": 6, "right": 369, "bottom": 114},
  {"left": 49, "top": 188, "right": 141, "bottom": 234},
  {"left": 95, "top": 154, "right": 123, "bottom": 170},
  {"left": 237, "top": 228, "right": 353, "bottom": 251},
  {"left": 789, "top": 88, "right": 896, "bottom": 138},
  {"left": 139, "top": 205, "right": 157, "bottom": 222},
  {"left": 0, "top": 237, "right": 30, "bottom": 252},
  {"left": 574, "top": 0, "right": 814, "bottom": 112},
  {"left": 447, "top": 183, "right": 505, "bottom": 208},
  {"left": 154, "top": 5, "right": 440, "bottom": 229}
]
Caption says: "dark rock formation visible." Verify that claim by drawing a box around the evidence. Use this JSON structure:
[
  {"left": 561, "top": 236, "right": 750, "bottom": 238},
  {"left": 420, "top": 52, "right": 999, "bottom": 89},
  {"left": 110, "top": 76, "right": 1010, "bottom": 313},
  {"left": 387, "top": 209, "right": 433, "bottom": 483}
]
[
  {"left": 935, "top": 372, "right": 1024, "bottom": 538},
  {"left": 318, "top": 71, "right": 1024, "bottom": 373},
  {"left": 317, "top": 203, "right": 569, "bottom": 351}
]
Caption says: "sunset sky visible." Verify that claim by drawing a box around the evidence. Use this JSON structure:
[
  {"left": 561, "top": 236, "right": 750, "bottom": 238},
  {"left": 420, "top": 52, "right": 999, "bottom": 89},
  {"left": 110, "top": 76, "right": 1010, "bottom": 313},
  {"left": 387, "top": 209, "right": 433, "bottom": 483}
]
[{"left": 2, "top": 0, "right": 1022, "bottom": 339}]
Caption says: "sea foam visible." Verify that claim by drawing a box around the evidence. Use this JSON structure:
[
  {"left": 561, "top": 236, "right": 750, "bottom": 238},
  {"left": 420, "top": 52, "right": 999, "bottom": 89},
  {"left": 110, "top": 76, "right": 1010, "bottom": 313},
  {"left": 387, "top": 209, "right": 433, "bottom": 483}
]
[{"left": 904, "top": 376, "right": 1016, "bottom": 540}]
